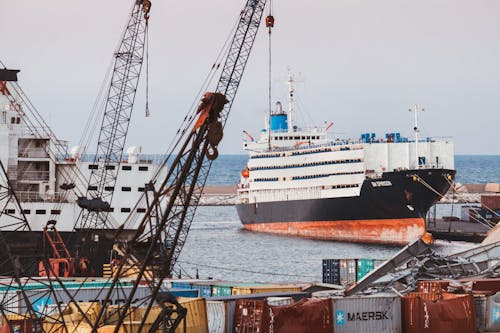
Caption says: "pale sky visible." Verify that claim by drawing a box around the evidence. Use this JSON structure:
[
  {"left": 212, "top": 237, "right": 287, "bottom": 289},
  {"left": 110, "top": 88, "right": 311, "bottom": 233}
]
[{"left": 1, "top": 0, "right": 500, "bottom": 155}]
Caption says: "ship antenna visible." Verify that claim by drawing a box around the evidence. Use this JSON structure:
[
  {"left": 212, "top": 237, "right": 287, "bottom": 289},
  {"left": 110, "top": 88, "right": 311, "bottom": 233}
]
[
  {"left": 266, "top": 1, "right": 274, "bottom": 150},
  {"left": 409, "top": 104, "right": 424, "bottom": 168},
  {"left": 287, "top": 68, "right": 295, "bottom": 132}
]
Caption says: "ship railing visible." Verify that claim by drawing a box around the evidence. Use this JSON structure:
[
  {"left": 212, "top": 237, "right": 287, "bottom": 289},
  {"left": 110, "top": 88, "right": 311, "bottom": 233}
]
[
  {"left": 16, "top": 191, "right": 68, "bottom": 203},
  {"left": 17, "top": 170, "right": 50, "bottom": 181}
]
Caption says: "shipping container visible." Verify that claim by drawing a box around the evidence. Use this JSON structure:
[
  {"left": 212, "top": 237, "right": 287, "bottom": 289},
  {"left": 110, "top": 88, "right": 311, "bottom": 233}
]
[
  {"left": 330, "top": 294, "right": 401, "bottom": 333},
  {"left": 208, "top": 291, "right": 309, "bottom": 302},
  {"left": 402, "top": 292, "right": 476, "bottom": 333},
  {"left": 171, "top": 297, "right": 209, "bottom": 333},
  {"left": 417, "top": 280, "right": 451, "bottom": 293},
  {"left": 322, "top": 259, "right": 341, "bottom": 284},
  {"left": 231, "top": 285, "right": 301, "bottom": 296},
  {"left": 356, "top": 258, "right": 374, "bottom": 281},
  {"left": 339, "top": 259, "right": 357, "bottom": 286},
  {"left": 261, "top": 298, "right": 333, "bottom": 333},
  {"left": 190, "top": 284, "right": 212, "bottom": 298},
  {"left": 485, "top": 292, "right": 500, "bottom": 332},
  {"left": 481, "top": 194, "right": 500, "bottom": 210},
  {"left": 474, "top": 295, "right": 487, "bottom": 333},
  {"left": 266, "top": 297, "right": 294, "bottom": 306},
  {"left": 9, "top": 285, "right": 158, "bottom": 315},
  {"left": 206, "top": 300, "right": 233, "bottom": 333},
  {"left": 233, "top": 299, "right": 265, "bottom": 333},
  {"left": 211, "top": 284, "right": 233, "bottom": 297}
]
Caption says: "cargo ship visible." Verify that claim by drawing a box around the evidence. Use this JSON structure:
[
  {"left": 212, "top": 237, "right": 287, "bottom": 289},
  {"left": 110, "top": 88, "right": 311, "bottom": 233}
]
[
  {"left": 236, "top": 74, "right": 456, "bottom": 245},
  {"left": 0, "top": 81, "right": 157, "bottom": 275}
]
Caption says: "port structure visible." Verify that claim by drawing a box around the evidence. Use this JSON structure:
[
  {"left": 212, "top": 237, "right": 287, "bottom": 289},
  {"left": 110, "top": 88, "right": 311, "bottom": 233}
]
[{"left": 75, "top": 0, "right": 152, "bottom": 231}]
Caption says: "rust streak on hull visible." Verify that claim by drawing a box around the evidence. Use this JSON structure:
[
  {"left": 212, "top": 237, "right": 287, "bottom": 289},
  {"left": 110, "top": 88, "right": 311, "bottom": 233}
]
[{"left": 242, "top": 218, "right": 426, "bottom": 245}]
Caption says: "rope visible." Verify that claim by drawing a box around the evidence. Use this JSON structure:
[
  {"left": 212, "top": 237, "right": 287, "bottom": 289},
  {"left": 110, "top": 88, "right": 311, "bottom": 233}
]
[
  {"left": 177, "top": 260, "right": 318, "bottom": 279},
  {"left": 415, "top": 174, "right": 495, "bottom": 229}
]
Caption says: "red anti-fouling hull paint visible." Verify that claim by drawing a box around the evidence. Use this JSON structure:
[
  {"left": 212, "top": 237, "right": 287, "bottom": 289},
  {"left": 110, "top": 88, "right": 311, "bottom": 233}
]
[{"left": 243, "top": 218, "right": 426, "bottom": 245}]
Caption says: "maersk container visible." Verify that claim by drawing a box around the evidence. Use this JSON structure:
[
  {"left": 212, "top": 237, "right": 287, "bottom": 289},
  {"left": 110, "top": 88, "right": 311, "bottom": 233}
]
[
  {"left": 356, "top": 258, "right": 374, "bottom": 281},
  {"left": 486, "top": 292, "right": 500, "bottom": 332},
  {"left": 330, "top": 294, "right": 402, "bottom": 333},
  {"left": 339, "top": 259, "right": 357, "bottom": 286}
]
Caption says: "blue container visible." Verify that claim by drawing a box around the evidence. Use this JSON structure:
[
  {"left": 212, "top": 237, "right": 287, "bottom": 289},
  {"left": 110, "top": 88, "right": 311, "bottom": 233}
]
[
  {"left": 172, "top": 282, "right": 192, "bottom": 290},
  {"left": 190, "top": 284, "right": 212, "bottom": 298},
  {"left": 167, "top": 288, "right": 199, "bottom": 298},
  {"left": 270, "top": 114, "right": 288, "bottom": 131}
]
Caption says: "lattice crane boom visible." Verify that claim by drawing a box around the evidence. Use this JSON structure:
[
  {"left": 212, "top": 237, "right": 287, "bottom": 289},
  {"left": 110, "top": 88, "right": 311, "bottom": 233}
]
[
  {"left": 93, "top": 1, "right": 268, "bottom": 331},
  {"left": 76, "top": 0, "right": 152, "bottom": 230}
]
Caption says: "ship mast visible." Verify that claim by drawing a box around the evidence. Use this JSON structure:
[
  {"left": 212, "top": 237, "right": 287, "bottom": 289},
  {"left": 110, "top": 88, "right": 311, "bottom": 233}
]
[
  {"left": 410, "top": 104, "right": 424, "bottom": 168},
  {"left": 287, "top": 71, "right": 295, "bottom": 132}
]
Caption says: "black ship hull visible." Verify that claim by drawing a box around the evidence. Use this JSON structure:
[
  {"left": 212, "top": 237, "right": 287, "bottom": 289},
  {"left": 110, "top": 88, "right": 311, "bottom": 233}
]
[{"left": 236, "top": 168, "right": 455, "bottom": 245}]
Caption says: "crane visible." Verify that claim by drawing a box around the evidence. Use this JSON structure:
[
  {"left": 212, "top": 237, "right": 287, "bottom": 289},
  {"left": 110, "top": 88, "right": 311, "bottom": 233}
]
[
  {"left": 90, "top": 0, "right": 269, "bottom": 331},
  {"left": 75, "top": 0, "right": 152, "bottom": 231}
]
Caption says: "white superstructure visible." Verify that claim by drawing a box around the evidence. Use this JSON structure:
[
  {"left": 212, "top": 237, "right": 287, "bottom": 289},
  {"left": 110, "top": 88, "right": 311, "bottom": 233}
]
[{"left": 0, "top": 95, "right": 157, "bottom": 232}]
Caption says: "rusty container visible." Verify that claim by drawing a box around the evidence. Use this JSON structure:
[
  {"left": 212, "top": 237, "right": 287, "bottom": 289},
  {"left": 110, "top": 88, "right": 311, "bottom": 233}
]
[
  {"left": 402, "top": 292, "right": 476, "bottom": 333},
  {"left": 260, "top": 298, "right": 333, "bottom": 333},
  {"left": 417, "top": 280, "right": 450, "bottom": 293},
  {"left": 481, "top": 194, "right": 500, "bottom": 210},
  {"left": 233, "top": 299, "right": 265, "bottom": 333}
]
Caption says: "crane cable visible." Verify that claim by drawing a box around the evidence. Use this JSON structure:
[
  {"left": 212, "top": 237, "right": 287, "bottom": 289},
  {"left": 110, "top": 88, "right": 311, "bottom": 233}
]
[
  {"left": 266, "top": 0, "right": 274, "bottom": 150},
  {"left": 145, "top": 17, "right": 150, "bottom": 117}
]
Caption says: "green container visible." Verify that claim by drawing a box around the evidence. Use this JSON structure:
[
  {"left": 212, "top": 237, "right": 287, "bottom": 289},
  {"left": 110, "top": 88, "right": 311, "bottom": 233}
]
[
  {"left": 211, "top": 284, "right": 233, "bottom": 297},
  {"left": 356, "top": 258, "right": 374, "bottom": 281}
]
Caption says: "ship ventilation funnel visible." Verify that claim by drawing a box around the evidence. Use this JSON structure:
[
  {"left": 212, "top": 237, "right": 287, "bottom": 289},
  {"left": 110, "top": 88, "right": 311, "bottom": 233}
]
[
  {"left": 70, "top": 146, "right": 82, "bottom": 160},
  {"left": 126, "top": 146, "right": 142, "bottom": 164},
  {"left": 270, "top": 101, "right": 288, "bottom": 132}
]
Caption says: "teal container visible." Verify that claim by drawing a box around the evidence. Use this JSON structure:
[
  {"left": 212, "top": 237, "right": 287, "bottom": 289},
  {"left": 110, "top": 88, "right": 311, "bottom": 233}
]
[{"left": 356, "top": 258, "right": 374, "bottom": 281}]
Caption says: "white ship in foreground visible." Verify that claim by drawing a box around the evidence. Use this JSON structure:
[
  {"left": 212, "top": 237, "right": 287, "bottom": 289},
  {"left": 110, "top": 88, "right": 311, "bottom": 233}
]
[
  {"left": 0, "top": 79, "right": 156, "bottom": 275},
  {"left": 236, "top": 75, "right": 456, "bottom": 245}
]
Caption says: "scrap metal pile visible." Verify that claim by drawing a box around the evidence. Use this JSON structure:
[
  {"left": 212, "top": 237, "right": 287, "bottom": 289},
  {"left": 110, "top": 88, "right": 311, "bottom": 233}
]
[{"left": 345, "top": 235, "right": 500, "bottom": 296}]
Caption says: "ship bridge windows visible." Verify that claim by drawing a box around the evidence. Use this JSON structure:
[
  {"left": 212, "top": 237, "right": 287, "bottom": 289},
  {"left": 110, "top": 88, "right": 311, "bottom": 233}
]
[
  {"left": 22, "top": 209, "right": 30, "bottom": 215},
  {"left": 122, "top": 165, "right": 132, "bottom": 171},
  {"left": 105, "top": 165, "right": 116, "bottom": 170},
  {"left": 50, "top": 209, "right": 61, "bottom": 215},
  {"left": 291, "top": 171, "right": 364, "bottom": 181},
  {"left": 4, "top": 209, "right": 15, "bottom": 214},
  {"left": 35, "top": 209, "right": 46, "bottom": 215},
  {"left": 137, "top": 208, "right": 147, "bottom": 213},
  {"left": 121, "top": 208, "right": 131, "bottom": 213},
  {"left": 138, "top": 166, "right": 149, "bottom": 171},
  {"left": 254, "top": 177, "right": 279, "bottom": 182},
  {"left": 105, "top": 186, "right": 114, "bottom": 192},
  {"left": 88, "top": 164, "right": 98, "bottom": 170},
  {"left": 121, "top": 187, "right": 131, "bottom": 192},
  {"left": 88, "top": 185, "right": 98, "bottom": 191},
  {"left": 249, "top": 158, "right": 363, "bottom": 171}
]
